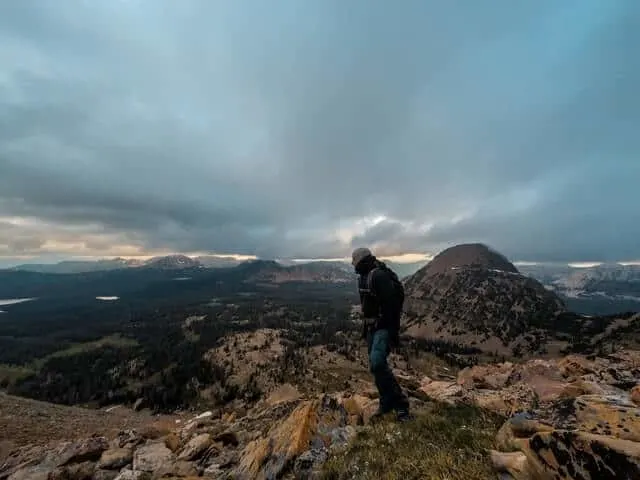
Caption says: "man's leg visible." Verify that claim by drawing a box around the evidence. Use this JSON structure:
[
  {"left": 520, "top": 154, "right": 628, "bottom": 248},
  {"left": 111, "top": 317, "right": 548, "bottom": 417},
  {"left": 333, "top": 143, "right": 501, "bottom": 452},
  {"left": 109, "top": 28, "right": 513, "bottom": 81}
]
[
  {"left": 368, "top": 329, "right": 392, "bottom": 415},
  {"left": 368, "top": 329, "right": 409, "bottom": 417}
]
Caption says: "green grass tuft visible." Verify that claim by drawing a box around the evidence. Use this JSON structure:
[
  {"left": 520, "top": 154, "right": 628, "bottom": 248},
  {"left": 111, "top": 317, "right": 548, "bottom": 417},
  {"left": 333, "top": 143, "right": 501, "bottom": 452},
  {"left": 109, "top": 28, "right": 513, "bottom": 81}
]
[{"left": 322, "top": 403, "right": 504, "bottom": 480}]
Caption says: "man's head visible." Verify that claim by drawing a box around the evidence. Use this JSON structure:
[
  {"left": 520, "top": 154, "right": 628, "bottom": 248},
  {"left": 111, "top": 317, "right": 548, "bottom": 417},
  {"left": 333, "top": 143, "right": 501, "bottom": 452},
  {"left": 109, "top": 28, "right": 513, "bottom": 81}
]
[{"left": 352, "top": 247, "right": 373, "bottom": 269}]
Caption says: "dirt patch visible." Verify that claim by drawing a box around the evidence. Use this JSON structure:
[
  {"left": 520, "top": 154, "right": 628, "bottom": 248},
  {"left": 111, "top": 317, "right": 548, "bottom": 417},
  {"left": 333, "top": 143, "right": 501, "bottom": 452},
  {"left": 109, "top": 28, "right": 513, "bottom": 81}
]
[{"left": 0, "top": 392, "right": 177, "bottom": 453}]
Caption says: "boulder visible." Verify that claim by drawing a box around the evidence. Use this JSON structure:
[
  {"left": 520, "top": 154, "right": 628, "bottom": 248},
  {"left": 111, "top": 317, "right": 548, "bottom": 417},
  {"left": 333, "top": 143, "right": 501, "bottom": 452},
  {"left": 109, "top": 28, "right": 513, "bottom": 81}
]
[
  {"left": 572, "top": 395, "right": 640, "bottom": 442},
  {"left": 418, "top": 377, "right": 463, "bottom": 404},
  {"left": 527, "top": 431, "right": 640, "bottom": 479},
  {"left": 559, "top": 379, "right": 606, "bottom": 400},
  {"left": 458, "top": 363, "right": 515, "bottom": 390},
  {"left": 55, "top": 437, "right": 109, "bottom": 466},
  {"left": 338, "top": 394, "right": 377, "bottom": 425},
  {"left": 111, "top": 431, "right": 144, "bottom": 450},
  {"left": 233, "top": 395, "right": 351, "bottom": 479},
  {"left": 92, "top": 470, "right": 119, "bottom": 480},
  {"left": 293, "top": 448, "right": 328, "bottom": 479},
  {"left": 49, "top": 461, "right": 95, "bottom": 480},
  {"left": 151, "top": 460, "right": 200, "bottom": 478},
  {"left": 132, "top": 443, "right": 174, "bottom": 473},
  {"left": 558, "top": 355, "right": 598, "bottom": 378},
  {"left": 489, "top": 450, "right": 530, "bottom": 478},
  {"left": 97, "top": 448, "right": 133, "bottom": 470},
  {"left": 2, "top": 438, "right": 109, "bottom": 480},
  {"left": 6, "top": 465, "right": 53, "bottom": 480},
  {"left": 212, "top": 430, "right": 239, "bottom": 447},
  {"left": 163, "top": 434, "right": 181, "bottom": 453},
  {"left": 113, "top": 469, "right": 150, "bottom": 480},
  {"left": 493, "top": 394, "right": 640, "bottom": 479},
  {"left": 178, "top": 434, "right": 212, "bottom": 461}
]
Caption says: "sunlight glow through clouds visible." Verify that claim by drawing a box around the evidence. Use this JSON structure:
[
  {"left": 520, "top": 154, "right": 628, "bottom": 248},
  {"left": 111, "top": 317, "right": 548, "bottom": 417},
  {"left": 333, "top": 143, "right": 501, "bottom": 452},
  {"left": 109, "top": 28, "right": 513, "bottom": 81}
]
[{"left": 0, "top": 1, "right": 638, "bottom": 265}]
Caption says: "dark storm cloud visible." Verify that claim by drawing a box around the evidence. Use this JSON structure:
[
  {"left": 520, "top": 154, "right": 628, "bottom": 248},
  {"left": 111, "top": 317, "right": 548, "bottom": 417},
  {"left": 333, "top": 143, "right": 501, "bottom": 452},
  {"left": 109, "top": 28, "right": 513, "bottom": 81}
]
[{"left": 0, "top": 0, "right": 638, "bottom": 263}]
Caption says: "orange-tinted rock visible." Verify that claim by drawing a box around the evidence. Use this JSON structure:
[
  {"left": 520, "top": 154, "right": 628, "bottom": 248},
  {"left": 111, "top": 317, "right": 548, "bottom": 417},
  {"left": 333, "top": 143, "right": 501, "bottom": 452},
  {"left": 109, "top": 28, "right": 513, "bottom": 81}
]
[
  {"left": 559, "top": 379, "right": 606, "bottom": 400},
  {"left": 572, "top": 395, "right": 640, "bottom": 443},
  {"left": 163, "top": 433, "right": 181, "bottom": 453},
  {"left": 493, "top": 393, "right": 640, "bottom": 479},
  {"left": 489, "top": 450, "right": 531, "bottom": 478},
  {"left": 458, "top": 363, "right": 515, "bottom": 390},
  {"left": 513, "top": 359, "right": 564, "bottom": 383},
  {"left": 558, "top": 355, "right": 596, "bottom": 378},
  {"left": 234, "top": 400, "right": 318, "bottom": 479},
  {"left": 97, "top": 448, "right": 133, "bottom": 470},
  {"left": 418, "top": 377, "right": 463, "bottom": 404},
  {"left": 233, "top": 395, "right": 354, "bottom": 479}
]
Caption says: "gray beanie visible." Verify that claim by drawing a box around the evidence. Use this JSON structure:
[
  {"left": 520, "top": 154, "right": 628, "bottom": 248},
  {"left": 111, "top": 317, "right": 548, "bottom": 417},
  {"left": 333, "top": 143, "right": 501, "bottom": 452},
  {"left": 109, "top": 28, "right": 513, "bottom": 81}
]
[{"left": 352, "top": 247, "right": 373, "bottom": 267}]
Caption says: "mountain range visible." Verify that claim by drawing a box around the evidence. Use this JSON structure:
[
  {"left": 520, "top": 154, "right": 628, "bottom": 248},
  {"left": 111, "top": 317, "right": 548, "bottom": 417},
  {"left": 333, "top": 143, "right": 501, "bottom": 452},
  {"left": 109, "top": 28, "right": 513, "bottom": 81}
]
[
  {"left": 8, "top": 255, "right": 236, "bottom": 273},
  {"left": 2, "top": 243, "right": 639, "bottom": 479},
  {"left": 518, "top": 263, "right": 640, "bottom": 315},
  {"left": 7, "top": 254, "right": 427, "bottom": 277}
]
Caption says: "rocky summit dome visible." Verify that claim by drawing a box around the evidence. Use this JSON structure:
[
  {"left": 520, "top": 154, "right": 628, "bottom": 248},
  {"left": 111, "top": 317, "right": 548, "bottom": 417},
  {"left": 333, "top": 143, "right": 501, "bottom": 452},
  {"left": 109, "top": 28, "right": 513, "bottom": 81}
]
[
  {"left": 421, "top": 243, "right": 518, "bottom": 277},
  {"left": 403, "top": 244, "right": 566, "bottom": 357}
]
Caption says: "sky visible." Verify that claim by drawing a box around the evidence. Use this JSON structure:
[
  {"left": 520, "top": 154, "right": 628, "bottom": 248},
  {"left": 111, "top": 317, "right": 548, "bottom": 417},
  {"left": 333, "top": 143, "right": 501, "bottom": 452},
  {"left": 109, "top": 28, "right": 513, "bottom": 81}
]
[{"left": 1, "top": 0, "right": 639, "bottom": 268}]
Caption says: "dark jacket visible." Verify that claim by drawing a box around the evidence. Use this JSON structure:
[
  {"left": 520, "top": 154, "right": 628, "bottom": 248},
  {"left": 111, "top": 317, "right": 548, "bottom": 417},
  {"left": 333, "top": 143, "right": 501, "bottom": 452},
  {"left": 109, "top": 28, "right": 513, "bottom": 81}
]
[{"left": 355, "top": 255, "right": 402, "bottom": 339}]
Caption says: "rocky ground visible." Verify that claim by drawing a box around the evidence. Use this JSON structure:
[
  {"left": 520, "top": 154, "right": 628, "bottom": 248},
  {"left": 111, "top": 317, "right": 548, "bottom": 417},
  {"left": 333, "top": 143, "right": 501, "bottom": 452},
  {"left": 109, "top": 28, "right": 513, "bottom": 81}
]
[
  {"left": 0, "top": 394, "right": 177, "bottom": 460},
  {"left": 2, "top": 350, "right": 639, "bottom": 480},
  {"left": 419, "top": 349, "right": 640, "bottom": 479}
]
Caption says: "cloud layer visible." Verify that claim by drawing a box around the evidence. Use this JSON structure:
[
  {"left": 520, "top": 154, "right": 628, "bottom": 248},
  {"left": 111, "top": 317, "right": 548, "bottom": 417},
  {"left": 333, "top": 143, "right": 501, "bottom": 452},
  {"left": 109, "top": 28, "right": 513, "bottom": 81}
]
[{"left": 1, "top": 0, "right": 638, "bottom": 264}]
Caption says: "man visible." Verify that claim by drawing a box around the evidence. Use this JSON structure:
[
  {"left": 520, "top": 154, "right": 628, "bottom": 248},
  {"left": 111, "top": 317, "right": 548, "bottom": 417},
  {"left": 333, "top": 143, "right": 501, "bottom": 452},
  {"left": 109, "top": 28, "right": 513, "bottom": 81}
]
[{"left": 352, "top": 247, "right": 410, "bottom": 422}]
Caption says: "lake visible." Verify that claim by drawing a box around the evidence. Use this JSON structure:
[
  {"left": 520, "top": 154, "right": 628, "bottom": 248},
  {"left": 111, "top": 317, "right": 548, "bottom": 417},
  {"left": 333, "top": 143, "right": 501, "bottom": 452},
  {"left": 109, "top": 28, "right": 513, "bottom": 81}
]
[{"left": 0, "top": 298, "right": 36, "bottom": 306}]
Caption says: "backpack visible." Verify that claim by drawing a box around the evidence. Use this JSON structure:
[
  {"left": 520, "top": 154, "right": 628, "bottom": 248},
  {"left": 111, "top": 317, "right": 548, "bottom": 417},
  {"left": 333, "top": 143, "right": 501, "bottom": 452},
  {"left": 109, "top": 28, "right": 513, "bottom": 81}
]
[{"left": 366, "top": 261, "right": 405, "bottom": 314}]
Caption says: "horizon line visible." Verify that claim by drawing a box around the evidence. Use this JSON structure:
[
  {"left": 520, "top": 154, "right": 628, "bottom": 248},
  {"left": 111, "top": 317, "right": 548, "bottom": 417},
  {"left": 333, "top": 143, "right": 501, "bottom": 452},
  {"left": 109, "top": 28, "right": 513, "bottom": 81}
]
[{"left": 2, "top": 253, "right": 640, "bottom": 268}]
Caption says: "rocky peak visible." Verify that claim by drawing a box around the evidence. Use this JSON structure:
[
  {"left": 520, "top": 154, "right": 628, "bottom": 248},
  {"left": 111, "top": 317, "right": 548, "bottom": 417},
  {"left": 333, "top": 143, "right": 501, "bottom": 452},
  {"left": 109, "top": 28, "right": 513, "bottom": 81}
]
[
  {"left": 403, "top": 244, "right": 566, "bottom": 356},
  {"left": 144, "top": 255, "right": 201, "bottom": 270},
  {"left": 413, "top": 243, "right": 519, "bottom": 278}
]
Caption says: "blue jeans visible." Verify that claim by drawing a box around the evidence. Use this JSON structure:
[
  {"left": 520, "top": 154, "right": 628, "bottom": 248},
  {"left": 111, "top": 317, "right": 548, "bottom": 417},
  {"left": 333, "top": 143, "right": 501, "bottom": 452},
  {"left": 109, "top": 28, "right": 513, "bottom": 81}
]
[{"left": 367, "top": 329, "right": 409, "bottom": 413}]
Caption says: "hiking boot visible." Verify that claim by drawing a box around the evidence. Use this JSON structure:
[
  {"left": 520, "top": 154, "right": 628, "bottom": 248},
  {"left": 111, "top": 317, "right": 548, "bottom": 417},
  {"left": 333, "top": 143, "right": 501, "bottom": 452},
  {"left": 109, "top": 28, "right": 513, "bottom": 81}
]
[{"left": 396, "top": 408, "right": 412, "bottom": 423}]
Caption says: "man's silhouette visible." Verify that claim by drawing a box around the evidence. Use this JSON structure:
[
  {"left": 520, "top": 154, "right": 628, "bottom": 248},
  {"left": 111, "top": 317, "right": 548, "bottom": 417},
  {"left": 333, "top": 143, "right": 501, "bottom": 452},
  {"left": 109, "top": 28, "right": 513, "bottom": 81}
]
[{"left": 352, "top": 247, "right": 410, "bottom": 422}]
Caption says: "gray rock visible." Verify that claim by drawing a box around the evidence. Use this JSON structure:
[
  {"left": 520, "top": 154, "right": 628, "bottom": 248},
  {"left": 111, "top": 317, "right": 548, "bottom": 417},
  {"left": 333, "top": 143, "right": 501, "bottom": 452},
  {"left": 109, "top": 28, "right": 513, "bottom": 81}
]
[
  {"left": 178, "top": 433, "right": 212, "bottom": 461},
  {"left": 203, "top": 464, "right": 228, "bottom": 479},
  {"left": 111, "top": 431, "right": 143, "bottom": 450},
  {"left": 92, "top": 470, "right": 119, "bottom": 480},
  {"left": 113, "top": 469, "right": 150, "bottom": 480},
  {"left": 49, "top": 461, "right": 95, "bottom": 480},
  {"left": 293, "top": 448, "right": 329, "bottom": 478},
  {"left": 326, "top": 426, "right": 356, "bottom": 451},
  {"left": 97, "top": 448, "right": 133, "bottom": 470},
  {"left": 132, "top": 443, "right": 174, "bottom": 473},
  {"left": 7, "top": 465, "right": 53, "bottom": 480},
  {"left": 151, "top": 460, "right": 200, "bottom": 478},
  {"left": 56, "top": 437, "right": 109, "bottom": 466},
  {"left": 132, "top": 399, "right": 145, "bottom": 412}
]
